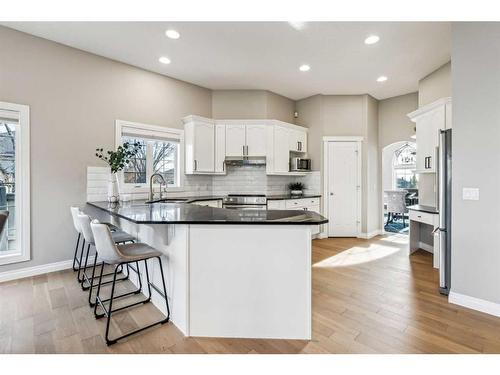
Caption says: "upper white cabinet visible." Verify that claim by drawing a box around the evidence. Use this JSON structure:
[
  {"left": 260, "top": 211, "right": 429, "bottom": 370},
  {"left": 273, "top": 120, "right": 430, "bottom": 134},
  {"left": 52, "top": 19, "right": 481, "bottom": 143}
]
[
  {"left": 408, "top": 97, "right": 452, "bottom": 173},
  {"left": 246, "top": 124, "right": 267, "bottom": 156},
  {"left": 224, "top": 122, "right": 267, "bottom": 157},
  {"left": 272, "top": 125, "right": 292, "bottom": 173},
  {"left": 289, "top": 128, "right": 307, "bottom": 153},
  {"left": 184, "top": 116, "right": 215, "bottom": 174},
  {"left": 183, "top": 116, "right": 308, "bottom": 175},
  {"left": 215, "top": 124, "right": 226, "bottom": 173},
  {"left": 225, "top": 124, "right": 246, "bottom": 157}
]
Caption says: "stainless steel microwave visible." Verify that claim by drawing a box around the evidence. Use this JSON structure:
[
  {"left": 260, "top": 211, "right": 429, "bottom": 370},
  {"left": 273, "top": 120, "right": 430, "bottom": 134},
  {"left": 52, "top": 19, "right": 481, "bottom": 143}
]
[{"left": 290, "top": 157, "right": 311, "bottom": 171}]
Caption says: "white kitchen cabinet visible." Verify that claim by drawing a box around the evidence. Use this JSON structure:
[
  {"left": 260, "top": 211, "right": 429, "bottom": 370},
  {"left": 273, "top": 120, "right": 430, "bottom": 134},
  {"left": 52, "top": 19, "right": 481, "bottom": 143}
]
[
  {"left": 184, "top": 117, "right": 215, "bottom": 174},
  {"left": 225, "top": 124, "right": 246, "bottom": 157},
  {"left": 268, "top": 197, "right": 321, "bottom": 236},
  {"left": 215, "top": 124, "right": 226, "bottom": 174},
  {"left": 191, "top": 199, "right": 222, "bottom": 208},
  {"left": 245, "top": 124, "right": 267, "bottom": 156},
  {"left": 408, "top": 97, "right": 451, "bottom": 173},
  {"left": 267, "top": 200, "right": 285, "bottom": 210},
  {"left": 273, "top": 125, "right": 291, "bottom": 173},
  {"left": 183, "top": 116, "right": 308, "bottom": 176},
  {"left": 289, "top": 129, "right": 307, "bottom": 153}
]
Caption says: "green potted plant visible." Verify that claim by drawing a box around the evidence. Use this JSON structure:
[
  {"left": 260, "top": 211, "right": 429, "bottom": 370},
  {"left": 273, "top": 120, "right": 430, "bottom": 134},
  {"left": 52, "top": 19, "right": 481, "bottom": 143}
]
[
  {"left": 95, "top": 142, "right": 141, "bottom": 202},
  {"left": 288, "top": 182, "right": 305, "bottom": 196}
]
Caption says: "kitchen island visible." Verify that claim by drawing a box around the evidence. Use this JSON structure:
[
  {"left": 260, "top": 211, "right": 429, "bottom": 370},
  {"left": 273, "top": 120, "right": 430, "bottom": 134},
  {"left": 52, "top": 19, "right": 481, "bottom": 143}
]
[{"left": 83, "top": 200, "right": 327, "bottom": 340}]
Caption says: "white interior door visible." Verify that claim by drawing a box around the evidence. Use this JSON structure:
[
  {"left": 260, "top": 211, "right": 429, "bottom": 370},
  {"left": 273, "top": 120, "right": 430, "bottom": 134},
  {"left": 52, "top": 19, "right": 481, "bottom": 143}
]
[{"left": 327, "top": 141, "right": 360, "bottom": 237}]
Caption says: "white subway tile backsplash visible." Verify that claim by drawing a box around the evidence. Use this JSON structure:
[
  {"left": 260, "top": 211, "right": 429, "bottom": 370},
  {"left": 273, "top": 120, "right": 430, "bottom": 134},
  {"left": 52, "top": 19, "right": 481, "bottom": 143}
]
[{"left": 87, "top": 165, "right": 321, "bottom": 202}]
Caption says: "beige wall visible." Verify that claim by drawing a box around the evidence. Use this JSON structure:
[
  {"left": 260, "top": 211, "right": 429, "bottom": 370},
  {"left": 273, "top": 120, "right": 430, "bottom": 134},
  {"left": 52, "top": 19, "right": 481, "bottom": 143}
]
[
  {"left": 418, "top": 61, "right": 451, "bottom": 107},
  {"left": 0, "top": 26, "right": 212, "bottom": 272},
  {"left": 366, "top": 95, "right": 380, "bottom": 234},
  {"left": 211, "top": 89, "right": 295, "bottom": 122},
  {"left": 417, "top": 61, "right": 451, "bottom": 207},
  {"left": 212, "top": 90, "right": 267, "bottom": 119},
  {"left": 378, "top": 92, "right": 418, "bottom": 149},
  {"left": 451, "top": 23, "right": 500, "bottom": 305},
  {"left": 295, "top": 94, "right": 380, "bottom": 234},
  {"left": 265, "top": 91, "right": 295, "bottom": 123}
]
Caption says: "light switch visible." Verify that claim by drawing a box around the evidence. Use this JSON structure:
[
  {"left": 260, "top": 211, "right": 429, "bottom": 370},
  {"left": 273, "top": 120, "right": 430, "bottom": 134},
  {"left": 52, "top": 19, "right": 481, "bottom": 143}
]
[{"left": 462, "top": 187, "right": 480, "bottom": 201}]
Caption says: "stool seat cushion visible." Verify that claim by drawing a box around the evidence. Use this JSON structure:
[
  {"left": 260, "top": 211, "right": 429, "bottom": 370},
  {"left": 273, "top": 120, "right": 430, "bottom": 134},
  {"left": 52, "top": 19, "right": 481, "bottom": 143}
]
[
  {"left": 116, "top": 243, "right": 162, "bottom": 262},
  {"left": 111, "top": 230, "right": 135, "bottom": 244}
]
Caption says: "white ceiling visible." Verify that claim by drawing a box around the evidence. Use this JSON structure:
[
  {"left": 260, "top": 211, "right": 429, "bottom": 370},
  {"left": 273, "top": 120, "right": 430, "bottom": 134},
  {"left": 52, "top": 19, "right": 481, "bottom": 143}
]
[{"left": 2, "top": 22, "right": 451, "bottom": 100}]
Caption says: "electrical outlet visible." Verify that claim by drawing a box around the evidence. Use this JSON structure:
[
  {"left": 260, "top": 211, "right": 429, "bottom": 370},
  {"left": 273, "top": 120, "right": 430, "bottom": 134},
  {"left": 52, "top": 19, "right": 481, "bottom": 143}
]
[{"left": 462, "top": 187, "right": 480, "bottom": 201}]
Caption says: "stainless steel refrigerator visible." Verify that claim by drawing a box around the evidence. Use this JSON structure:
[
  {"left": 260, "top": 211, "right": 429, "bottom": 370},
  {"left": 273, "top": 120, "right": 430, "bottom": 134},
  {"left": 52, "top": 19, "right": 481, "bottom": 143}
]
[{"left": 437, "top": 128, "right": 452, "bottom": 295}]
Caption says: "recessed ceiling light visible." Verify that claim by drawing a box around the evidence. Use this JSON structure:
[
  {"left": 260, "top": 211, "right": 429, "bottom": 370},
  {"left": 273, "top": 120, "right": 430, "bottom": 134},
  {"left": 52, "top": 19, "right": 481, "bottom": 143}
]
[
  {"left": 299, "top": 64, "right": 311, "bottom": 72},
  {"left": 377, "top": 76, "right": 388, "bottom": 82},
  {"left": 165, "top": 29, "right": 180, "bottom": 39},
  {"left": 159, "top": 56, "right": 171, "bottom": 64},
  {"left": 364, "top": 35, "right": 380, "bottom": 45}
]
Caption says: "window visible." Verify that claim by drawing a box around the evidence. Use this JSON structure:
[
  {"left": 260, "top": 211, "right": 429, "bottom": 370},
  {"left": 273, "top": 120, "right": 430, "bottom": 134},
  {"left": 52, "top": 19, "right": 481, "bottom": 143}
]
[
  {"left": 116, "top": 120, "right": 183, "bottom": 191},
  {"left": 0, "top": 102, "right": 30, "bottom": 266},
  {"left": 393, "top": 143, "right": 418, "bottom": 189}
]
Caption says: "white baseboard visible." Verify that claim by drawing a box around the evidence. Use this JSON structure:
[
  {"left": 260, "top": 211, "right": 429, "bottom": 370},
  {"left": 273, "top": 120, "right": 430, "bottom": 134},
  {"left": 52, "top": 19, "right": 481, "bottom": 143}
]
[
  {"left": 449, "top": 291, "right": 500, "bottom": 317},
  {"left": 418, "top": 241, "right": 434, "bottom": 253},
  {"left": 357, "top": 229, "right": 382, "bottom": 239},
  {"left": 0, "top": 256, "right": 96, "bottom": 283}
]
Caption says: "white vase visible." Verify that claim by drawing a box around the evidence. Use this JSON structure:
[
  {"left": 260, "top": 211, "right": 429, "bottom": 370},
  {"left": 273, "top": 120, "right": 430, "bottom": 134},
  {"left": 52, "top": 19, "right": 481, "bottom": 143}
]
[{"left": 107, "top": 173, "right": 120, "bottom": 203}]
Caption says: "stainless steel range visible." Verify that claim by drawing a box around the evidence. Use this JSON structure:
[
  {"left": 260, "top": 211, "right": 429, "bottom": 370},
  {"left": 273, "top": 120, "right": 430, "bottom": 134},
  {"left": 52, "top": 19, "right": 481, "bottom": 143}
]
[{"left": 222, "top": 194, "right": 267, "bottom": 210}]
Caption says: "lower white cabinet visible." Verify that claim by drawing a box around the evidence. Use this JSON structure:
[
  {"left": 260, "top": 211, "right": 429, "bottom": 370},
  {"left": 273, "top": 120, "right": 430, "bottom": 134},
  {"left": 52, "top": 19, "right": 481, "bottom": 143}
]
[
  {"left": 267, "top": 197, "right": 321, "bottom": 236},
  {"left": 191, "top": 200, "right": 222, "bottom": 208}
]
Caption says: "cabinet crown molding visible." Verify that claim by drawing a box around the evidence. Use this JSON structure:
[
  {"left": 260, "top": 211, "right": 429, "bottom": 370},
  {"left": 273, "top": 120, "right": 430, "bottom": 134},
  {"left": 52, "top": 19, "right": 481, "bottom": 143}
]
[
  {"left": 407, "top": 97, "right": 452, "bottom": 122},
  {"left": 182, "top": 115, "right": 308, "bottom": 132}
]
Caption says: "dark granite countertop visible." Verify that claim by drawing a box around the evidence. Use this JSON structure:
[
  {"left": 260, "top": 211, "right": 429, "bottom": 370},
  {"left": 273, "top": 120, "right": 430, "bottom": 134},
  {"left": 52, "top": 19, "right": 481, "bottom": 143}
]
[
  {"left": 408, "top": 205, "right": 439, "bottom": 214},
  {"left": 266, "top": 194, "right": 321, "bottom": 201},
  {"left": 84, "top": 200, "right": 328, "bottom": 225}
]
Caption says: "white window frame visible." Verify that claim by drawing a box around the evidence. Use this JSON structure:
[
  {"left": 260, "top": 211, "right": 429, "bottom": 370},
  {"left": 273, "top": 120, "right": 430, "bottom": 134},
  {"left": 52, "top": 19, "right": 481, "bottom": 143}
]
[
  {"left": 391, "top": 145, "right": 417, "bottom": 189},
  {"left": 115, "top": 120, "right": 185, "bottom": 193},
  {"left": 0, "top": 102, "right": 30, "bottom": 265}
]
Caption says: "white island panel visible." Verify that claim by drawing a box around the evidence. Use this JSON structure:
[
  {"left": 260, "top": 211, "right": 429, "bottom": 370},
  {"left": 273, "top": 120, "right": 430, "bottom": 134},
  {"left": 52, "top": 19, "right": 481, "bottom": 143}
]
[{"left": 188, "top": 224, "right": 312, "bottom": 340}]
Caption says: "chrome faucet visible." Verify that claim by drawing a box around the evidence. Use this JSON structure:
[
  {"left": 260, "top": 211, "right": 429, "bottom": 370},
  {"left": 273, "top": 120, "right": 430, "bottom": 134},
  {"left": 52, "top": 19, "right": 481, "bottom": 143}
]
[{"left": 149, "top": 173, "right": 167, "bottom": 201}]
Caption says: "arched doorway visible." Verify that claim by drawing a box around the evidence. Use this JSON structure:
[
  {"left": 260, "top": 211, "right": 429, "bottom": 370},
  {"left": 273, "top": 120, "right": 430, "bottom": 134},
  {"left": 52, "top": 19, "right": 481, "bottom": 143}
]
[{"left": 381, "top": 141, "right": 417, "bottom": 235}]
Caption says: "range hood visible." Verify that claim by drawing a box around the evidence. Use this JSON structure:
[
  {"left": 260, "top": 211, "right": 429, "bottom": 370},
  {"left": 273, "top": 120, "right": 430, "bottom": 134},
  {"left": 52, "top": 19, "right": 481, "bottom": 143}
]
[{"left": 225, "top": 158, "right": 266, "bottom": 166}]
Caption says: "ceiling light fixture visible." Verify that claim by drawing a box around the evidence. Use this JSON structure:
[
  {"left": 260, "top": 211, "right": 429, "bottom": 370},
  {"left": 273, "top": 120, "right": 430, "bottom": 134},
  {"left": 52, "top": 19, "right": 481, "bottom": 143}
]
[
  {"left": 299, "top": 64, "right": 311, "bottom": 72},
  {"left": 159, "top": 56, "right": 171, "bottom": 64},
  {"left": 165, "top": 29, "right": 180, "bottom": 39},
  {"left": 364, "top": 35, "right": 380, "bottom": 45},
  {"left": 377, "top": 75, "right": 388, "bottom": 82}
]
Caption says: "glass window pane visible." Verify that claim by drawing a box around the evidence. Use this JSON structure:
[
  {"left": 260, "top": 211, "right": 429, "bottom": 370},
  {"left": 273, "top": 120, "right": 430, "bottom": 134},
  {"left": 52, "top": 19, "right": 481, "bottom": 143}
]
[
  {"left": 0, "top": 121, "right": 16, "bottom": 253},
  {"left": 122, "top": 136, "right": 146, "bottom": 184},
  {"left": 152, "top": 140, "right": 179, "bottom": 186}
]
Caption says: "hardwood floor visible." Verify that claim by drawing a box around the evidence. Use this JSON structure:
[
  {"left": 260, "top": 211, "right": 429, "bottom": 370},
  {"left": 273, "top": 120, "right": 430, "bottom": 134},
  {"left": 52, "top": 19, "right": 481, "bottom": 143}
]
[{"left": 2, "top": 233, "right": 500, "bottom": 353}]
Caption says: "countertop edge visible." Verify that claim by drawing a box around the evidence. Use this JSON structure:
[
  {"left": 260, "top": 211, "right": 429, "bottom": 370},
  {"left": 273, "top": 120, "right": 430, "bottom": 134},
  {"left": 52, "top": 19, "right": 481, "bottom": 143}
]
[{"left": 86, "top": 201, "right": 328, "bottom": 225}]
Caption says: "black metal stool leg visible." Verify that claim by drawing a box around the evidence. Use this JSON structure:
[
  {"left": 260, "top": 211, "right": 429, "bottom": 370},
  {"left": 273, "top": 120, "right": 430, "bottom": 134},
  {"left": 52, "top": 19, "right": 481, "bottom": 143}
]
[
  {"left": 76, "top": 238, "right": 86, "bottom": 281},
  {"left": 88, "top": 254, "right": 99, "bottom": 307},
  {"left": 156, "top": 256, "right": 171, "bottom": 322},
  {"left": 105, "top": 264, "right": 121, "bottom": 345},
  {"left": 103, "top": 257, "right": 170, "bottom": 345},
  {"left": 93, "top": 260, "right": 106, "bottom": 318},
  {"left": 72, "top": 233, "right": 81, "bottom": 271}
]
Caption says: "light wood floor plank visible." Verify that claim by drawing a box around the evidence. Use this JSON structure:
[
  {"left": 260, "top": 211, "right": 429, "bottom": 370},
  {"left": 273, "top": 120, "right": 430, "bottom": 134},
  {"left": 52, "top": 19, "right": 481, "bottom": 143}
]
[{"left": 2, "top": 234, "right": 500, "bottom": 353}]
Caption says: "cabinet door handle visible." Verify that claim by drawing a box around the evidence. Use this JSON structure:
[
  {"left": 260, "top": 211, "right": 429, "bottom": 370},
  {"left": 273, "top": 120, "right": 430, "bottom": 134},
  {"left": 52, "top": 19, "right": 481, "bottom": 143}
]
[
  {"left": 242, "top": 145, "right": 245, "bottom": 156},
  {"left": 299, "top": 141, "right": 302, "bottom": 151},
  {"left": 194, "top": 160, "right": 197, "bottom": 171},
  {"left": 428, "top": 156, "right": 431, "bottom": 169},
  {"left": 222, "top": 161, "right": 225, "bottom": 172},
  {"left": 245, "top": 145, "right": 249, "bottom": 155}
]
